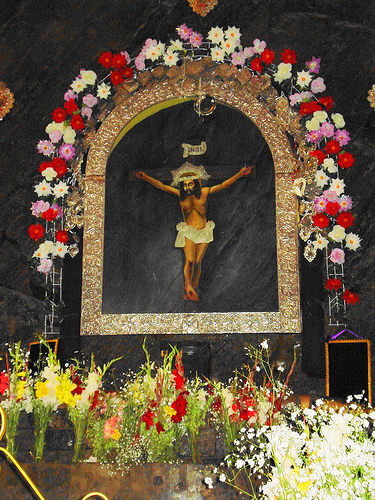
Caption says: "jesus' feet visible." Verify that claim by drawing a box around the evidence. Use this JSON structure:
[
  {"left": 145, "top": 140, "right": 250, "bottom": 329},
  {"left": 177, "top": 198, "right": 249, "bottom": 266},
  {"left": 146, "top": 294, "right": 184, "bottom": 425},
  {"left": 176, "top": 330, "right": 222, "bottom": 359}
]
[{"left": 184, "top": 284, "right": 199, "bottom": 301}]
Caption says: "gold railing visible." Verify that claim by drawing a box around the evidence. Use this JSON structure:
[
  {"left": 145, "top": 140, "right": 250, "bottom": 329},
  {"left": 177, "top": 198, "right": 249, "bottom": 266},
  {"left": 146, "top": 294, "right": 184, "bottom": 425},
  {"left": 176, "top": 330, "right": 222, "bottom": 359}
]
[{"left": 0, "top": 405, "right": 109, "bottom": 500}]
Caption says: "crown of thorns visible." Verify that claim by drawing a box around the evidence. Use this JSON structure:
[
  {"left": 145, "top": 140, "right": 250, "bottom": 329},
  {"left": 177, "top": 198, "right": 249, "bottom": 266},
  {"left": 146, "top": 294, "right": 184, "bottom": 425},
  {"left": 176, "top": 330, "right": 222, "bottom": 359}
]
[{"left": 171, "top": 162, "right": 211, "bottom": 187}]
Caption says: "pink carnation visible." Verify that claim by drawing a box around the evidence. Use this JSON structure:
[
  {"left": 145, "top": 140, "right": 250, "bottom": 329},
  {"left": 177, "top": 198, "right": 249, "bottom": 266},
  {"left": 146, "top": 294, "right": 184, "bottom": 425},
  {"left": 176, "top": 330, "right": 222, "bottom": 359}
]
[
  {"left": 334, "top": 129, "right": 350, "bottom": 146},
  {"left": 320, "top": 122, "right": 335, "bottom": 138},
  {"left": 306, "top": 130, "right": 323, "bottom": 144},
  {"left": 339, "top": 195, "right": 352, "bottom": 212},
  {"left": 330, "top": 248, "right": 345, "bottom": 265},
  {"left": 314, "top": 196, "right": 327, "bottom": 212},
  {"left": 311, "top": 77, "right": 326, "bottom": 94},
  {"left": 322, "top": 190, "right": 338, "bottom": 202}
]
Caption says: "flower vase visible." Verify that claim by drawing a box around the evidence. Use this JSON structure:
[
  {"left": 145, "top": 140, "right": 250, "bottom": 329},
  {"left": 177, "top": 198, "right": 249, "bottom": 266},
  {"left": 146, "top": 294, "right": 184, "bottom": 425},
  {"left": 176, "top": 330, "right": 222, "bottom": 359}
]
[
  {"left": 72, "top": 417, "right": 87, "bottom": 463},
  {"left": 189, "top": 431, "right": 200, "bottom": 464},
  {"left": 4, "top": 407, "right": 21, "bottom": 458},
  {"left": 34, "top": 428, "right": 46, "bottom": 463}
]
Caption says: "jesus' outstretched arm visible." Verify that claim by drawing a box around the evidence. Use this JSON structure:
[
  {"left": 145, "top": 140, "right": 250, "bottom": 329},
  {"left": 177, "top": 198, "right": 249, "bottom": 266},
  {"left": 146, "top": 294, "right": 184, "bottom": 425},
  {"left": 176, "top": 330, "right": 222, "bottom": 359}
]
[{"left": 208, "top": 166, "right": 253, "bottom": 194}]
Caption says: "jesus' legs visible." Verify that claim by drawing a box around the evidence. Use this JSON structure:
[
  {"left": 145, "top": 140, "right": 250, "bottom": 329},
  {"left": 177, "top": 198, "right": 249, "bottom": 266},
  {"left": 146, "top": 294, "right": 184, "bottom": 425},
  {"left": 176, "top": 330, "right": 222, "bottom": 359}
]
[{"left": 183, "top": 239, "right": 199, "bottom": 301}]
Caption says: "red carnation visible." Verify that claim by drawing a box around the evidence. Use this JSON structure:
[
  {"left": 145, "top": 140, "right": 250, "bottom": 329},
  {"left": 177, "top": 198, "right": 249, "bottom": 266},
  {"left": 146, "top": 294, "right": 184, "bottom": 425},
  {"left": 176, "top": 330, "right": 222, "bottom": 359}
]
[
  {"left": 51, "top": 157, "right": 68, "bottom": 178},
  {"left": 310, "top": 149, "right": 327, "bottom": 165},
  {"left": 110, "top": 70, "right": 124, "bottom": 86},
  {"left": 299, "top": 101, "right": 322, "bottom": 116},
  {"left": 325, "top": 278, "right": 343, "bottom": 291},
  {"left": 123, "top": 66, "right": 134, "bottom": 79},
  {"left": 56, "top": 229, "right": 69, "bottom": 244},
  {"left": 70, "top": 114, "right": 85, "bottom": 131},
  {"left": 111, "top": 52, "right": 126, "bottom": 69},
  {"left": 156, "top": 422, "right": 165, "bottom": 434},
  {"left": 260, "top": 48, "right": 275, "bottom": 65},
  {"left": 98, "top": 51, "right": 113, "bottom": 69},
  {"left": 280, "top": 48, "right": 297, "bottom": 64},
  {"left": 141, "top": 410, "right": 155, "bottom": 430},
  {"left": 342, "top": 290, "right": 360, "bottom": 305},
  {"left": 312, "top": 213, "right": 330, "bottom": 229},
  {"left": 250, "top": 57, "right": 263, "bottom": 73},
  {"left": 64, "top": 98, "right": 78, "bottom": 115},
  {"left": 28, "top": 223, "right": 45, "bottom": 241},
  {"left": 336, "top": 212, "right": 355, "bottom": 229},
  {"left": 325, "top": 202, "right": 341, "bottom": 216},
  {"left": 324, "top": 140, "right": 341, "bottom": 155},
  {"left": 52, "top": 107, "right": 67, "bottom": 123},
  {"left": 319, "top": 96, "right": 334, "bottom": 111},
  {"left": 41, "top": 208, "right": 58, "bottom": 221},
  {"left": 38, "top": 161, "right": 51, "bottom": 174},
  {"left": 337, "top": 151, "right": 355, "bottom": 169}
]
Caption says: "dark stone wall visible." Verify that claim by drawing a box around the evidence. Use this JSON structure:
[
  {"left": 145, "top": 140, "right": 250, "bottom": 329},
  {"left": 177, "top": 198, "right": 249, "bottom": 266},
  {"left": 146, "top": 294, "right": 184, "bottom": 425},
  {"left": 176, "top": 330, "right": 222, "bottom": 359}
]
[{"left": 0, "top": 0, "right": 374, "bottom": 392}]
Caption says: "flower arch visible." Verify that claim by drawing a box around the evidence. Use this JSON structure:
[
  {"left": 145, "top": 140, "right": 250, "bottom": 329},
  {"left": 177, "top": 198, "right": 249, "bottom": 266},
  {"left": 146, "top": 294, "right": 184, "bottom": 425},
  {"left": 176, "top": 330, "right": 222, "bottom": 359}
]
[{"left": 29, "top": 25, "right": 360, "bottom": 335}]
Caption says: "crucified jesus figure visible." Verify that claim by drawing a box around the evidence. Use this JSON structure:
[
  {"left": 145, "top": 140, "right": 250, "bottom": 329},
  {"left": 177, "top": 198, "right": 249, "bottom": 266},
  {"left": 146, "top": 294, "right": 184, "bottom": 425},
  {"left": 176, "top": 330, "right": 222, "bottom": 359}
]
[{"left": 136, "top": 162, "right": 253, "bottom": 301}]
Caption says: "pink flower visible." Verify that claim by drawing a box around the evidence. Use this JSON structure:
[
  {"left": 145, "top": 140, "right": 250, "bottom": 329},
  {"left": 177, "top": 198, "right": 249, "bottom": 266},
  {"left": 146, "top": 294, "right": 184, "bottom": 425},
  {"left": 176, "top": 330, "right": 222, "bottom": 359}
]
[
  {"left": 306, "top": 130, "right": 323, "bottom": 144},
  {"left": 37, "top": 140, "right": 55, "bottom": 156},
  {"left": 103, "top": 416, "right": 120, "bottom": 439},
  {"left": 81, "top": 107, "right": 92, "bottom": 120},
  {"left": 64, "top": 89, "right": 77, "bottom": 101},
  {"left": 330, "top": 248, "right": 345, "bottom": 265},
  {"left": 49, "top": 130, "right": 63, "bottom": 144},
  {"left": 176, "top": 24, "right": 192, "bottom": 41},
  {"left": 243, "top": 47, "right": 255, "bottom": 58},
  {"left": 82, "top": 94, "right": 98, "bottom": 107},
  {"left": 253, "top": 39, "right": 266, "bottom": 53},
  {"left": 51, "top": 203, "right": 63, "bottom": 218},
  {"left": 190, "top": 31, "right": 203, "bottom": 47},
  {"left": 320, "top": 122, "right": 335, "bottom": 138},
  {"left": 31, "top": 200, "right": 50, "bottom": 217},
  {"left": 37, "top": 258, "right": 53, "bottom": 274},
  {"left": 59, "top": 143, "right": 75, "bottom": 160},
  {"left": 289, "top": 93, "right": 303, "bottom": 106},
  {"left": 314, "top": 196, "right": 327, "bottom": 212},
  {"left": 231, "top": 50, "right": 246, "bottom": 66},
  {"left": 334, "top": 129, "right": 350, "bottom": 146},
  {"left": 322, "top": 190, "right": 338, "bottom": 202},
  {"left": 135, "top": 55, "right": 146, "bottom": 71},
  {"left": 306, "top": 56, "right": 321, "bottom": 74},
  {"left": 311, "top": 77, "right": 326, "bottom": 94},
  {"left": 144, "top": 38, "right": 158, "bottom": 47},
  {"left": 339, "top": 195, "right": 352, "bottom": 212},
  {"left": 121, "top": 50, "right": 131, "bottom": 64}
]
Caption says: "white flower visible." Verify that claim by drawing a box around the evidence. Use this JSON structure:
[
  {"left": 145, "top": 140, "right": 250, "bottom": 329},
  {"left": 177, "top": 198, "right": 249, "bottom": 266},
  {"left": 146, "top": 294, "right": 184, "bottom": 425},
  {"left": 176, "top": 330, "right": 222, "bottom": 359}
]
[
  {"left": 53, "top": 243, "right": 68, "bottom": 258},
  {"left": 70, "top": 77, "right": 87, "bottom": 93},
  {"left": 332, "top": 113, "right": 345, "bottom": 128},
  {"left": 274, "top": 63, "right": 292, "bottom": 83},
  {"left": 225, "top": 26, "right": 241, "bottom": 43},
  {"left": 53, "top": 181, "right": 69, "bottom": 198},
  {"left": 33, "top": 240, "right": 56, "bottom": 259},
  {"left": 204, "top": 477, "right": 213, "bottom": 489},
  {"left": 207, "top": 26, "right": 225, "bottom": 44},
  {"left": 145, "top": 43, "right": 164, "bottom": 61},
  {"left": 41, "top": 167, "right": 57, "bottom": 182},
  {"left": 210, "top": 46, "right": 226, "bottom": 62},
  {"left": 305, "top": 117, "right": 320, "bottom": 131},
  {"left": 261, "top": 339, "right": 269, "bottom": 349},
  {"left": 34, "top": 180, "right": 52, "bottom": 197},
  {"left": 313, "top": 110, "right": 328, "bottom": 123},
  {"left": 62, "top": 125, "right": 76, "bottom": 144},
  {"left": 296, "top": 70, "right": 312, "bottom": 88},
  {"left": 328, "top": 225, "right": 346, "bottom": 242},
  {"left": 168, "top": 39, "right": 183, "bottom": 51},
  {"left": 315, "top": 169, "right": 329, "bottom": 187},
  {"left": 329, "top": 177, "right": 346, "bottom": 195},
  {"left": 163, "top": 50, "right": 178, "bottom": 67},
  {"left": 235, "top": 459, "right": 246, "bottom": 469},
  {"left": 80, "top": 70, "right": 97, "bottom": 85},
  {"left": 345, "top": 232, "right": 361, "bottom": 250},
  {"left": 219, "top": 473, "right": 226, "bottom": 482},
  {"left": 221, "top": 38, "right": 237, "bottom": 55},
  {"left": 322, "top": 157, "right": 338, "bottom": 173},
  {"left": 96, "top": 82, "right": 111, "bottom": 100},
  {"left": 313, "top": 235, "right": 329, "bottom": 249}
]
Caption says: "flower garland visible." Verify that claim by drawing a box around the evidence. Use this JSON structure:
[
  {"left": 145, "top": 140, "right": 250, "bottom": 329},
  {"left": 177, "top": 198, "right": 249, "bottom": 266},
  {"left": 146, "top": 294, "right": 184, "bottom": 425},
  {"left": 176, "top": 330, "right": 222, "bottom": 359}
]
[{"left": 29, "top": 24, "right": 360, "bottom": 308}]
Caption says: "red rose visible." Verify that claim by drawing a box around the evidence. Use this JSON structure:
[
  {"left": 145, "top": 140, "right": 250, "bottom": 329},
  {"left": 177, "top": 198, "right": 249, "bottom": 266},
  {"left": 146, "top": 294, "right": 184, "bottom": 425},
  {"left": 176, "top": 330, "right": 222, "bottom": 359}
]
[
  {"left": 312, "top": 213, "right": 330, "bottom": 229},
  {"left": 324, "top": 140, "right": 341, "bottom": 155},
  {"left": 325, "top": 278, "right": 342, "bottom": 291},
  {"left": 337, "top": 151, "right": 355, "bottom": 169},
  {"left": 280, "top": 48, "right": 297, "bottom": 64},
  {"left": 250, "top": 57, "right": 263, "bottom": 73},
  {"left": 70, "top": 114, "right": 85, "bottom": 131},
  {"left": 141, "top": 410, "right": 155, "bottom": 430},
  {"left": 342, "top": 290, "right": 360, "bottom": 305},
  {"left": 123, "top": 66, "right": 134, "bottom": 79},
  {"left": 336, "top": 212, "right": 355, "bottom": 229},
  {"left": 56, "top": 229, "right": 69, "bottom": 244},
  {"left": 98, "top": 51, "right": 113, "bottom": 69},
  {"left": 325, "top": 202, "right": 340, "bottom": 216},
  {"left": 110, "top": 70, "right": 124, "bottom": 86},
  {"left": 310, "top": 149, "right": 327, "bottom": 165},
  {"left": 156, "top": 422, "right": 165, "bottom": 434},
  {"left": 260, "top": 48, "right": 275, "bottom": 65},
  {"left": 319, "top": 96, "right": 334, "bottom": 111},
  {"left": 28, "top": 223, "right": 45, "bottom": 241},
  {"left": 52, "top": 107, "right": 67, "bottom": 123},
  {"left": 64, "top": 98, "right": 78, "bottom": 115},
  {"left": 111, "top": 53, "right": 126, "bottom": 69},
  {"left": 41, "top": 208, "right": 58, "bottom": 221},
  {"left": 51, "top": 157, "right": 68, "bottom": 178}
]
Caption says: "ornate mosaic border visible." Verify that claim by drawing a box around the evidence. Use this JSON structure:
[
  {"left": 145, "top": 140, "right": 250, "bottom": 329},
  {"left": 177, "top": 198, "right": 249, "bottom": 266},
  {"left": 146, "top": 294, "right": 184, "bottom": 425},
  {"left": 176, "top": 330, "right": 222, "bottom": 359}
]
[{"left": 81, "top": 61, "right": 301, "bottom": 335}]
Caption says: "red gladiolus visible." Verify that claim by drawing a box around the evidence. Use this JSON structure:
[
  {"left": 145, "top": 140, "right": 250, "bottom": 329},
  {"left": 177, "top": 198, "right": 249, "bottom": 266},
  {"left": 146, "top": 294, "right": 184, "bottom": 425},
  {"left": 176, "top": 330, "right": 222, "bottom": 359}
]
[
  {"left": 343, "top": 290, "right": 360, "bottom": 305},
  {"left": 141, "top": 410, "right": 155, "bottom": 430},
  {"left": 98, "top": 51, "right": 113, "bottom": 69},
  {"left": 90, "top": 390, "right": 99, "bottom": 411},
  {"left": 250, "top": 57, "right": 263, "bottom": 73},
  {"left": 123, "top": 66, "right": 134, "bottom": 79},
  {"left": 52, "top": 107, "right": 67, "bottom": 123},
  {"left": 110, "top": 70, "right": 124, "bottom": 86},
  {"left": 312, "top": 213, "right": 330, "bottom": 229},
  {"left": 324, "top": 140, "right": 341, "bottom": 155},
  {"left": 71, "top": 375, "right": 84, "bottom": 395},
  {"left": 171, "top": 394, "right": 188, "bottom": 423},
  {"left": 51, "top": 157, "right": 68, "bottom": 178},
  {"left": 111, "top": 53, "right": 127, "bottom": 69},
  {"left": 299, "top": 101, "right": 322, "bottom": 116},
  {"left": 325, "top": 202, "right": 341, "bottom": 216},
  {"left": 64, "top": 98, "right": 78, "bottom": 115},
  {"left": 156, "top": 422, "right": 165, "bottom": 434},
  {"left": 337, "top": 151, "right": 355, "bottom": 169},
  {"left": 260, "top": 48, "right": 275, "bottom": 65},
  {"left": 336, "top": 212, "right": 355, "bottom": 229},
  {"left": 211, "top": 396, "right": 222, "bottom": 413},
  {"left": 319, "top": 96, "right": 335, "bottom": 111},
  {"left": 28, "top": 223, "right": 45, "bottom": 241},
  {"left": 41, "top": 208, "right": 58, "bottom": 221},
  {"left": 70, "top": 114, "right": 85, "bottom": 131},
  {"left": 0, "top": 372, "right": 9, "bottom": 396},
  {"left": 56, "top": 229, "right": 69, "bottom": 244},
  {"left": 280, "top": 48, "right": 297, "bottom": 64},
  {"left": 325, "top": 278, "right": 343, "bottom": 291},
  {"left": 310, "top": 149, "right": 327, "bottom": 165}
]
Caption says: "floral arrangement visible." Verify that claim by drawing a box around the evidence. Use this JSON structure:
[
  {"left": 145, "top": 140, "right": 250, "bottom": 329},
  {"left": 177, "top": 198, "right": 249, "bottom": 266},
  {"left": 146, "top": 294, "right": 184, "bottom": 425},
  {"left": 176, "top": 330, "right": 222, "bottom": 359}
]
[
  {"left": 28, "top": 24, "right": 360, "bottom": 322},
  {"left": 206, "top": 395, "right": 375, "bottom": 499}
]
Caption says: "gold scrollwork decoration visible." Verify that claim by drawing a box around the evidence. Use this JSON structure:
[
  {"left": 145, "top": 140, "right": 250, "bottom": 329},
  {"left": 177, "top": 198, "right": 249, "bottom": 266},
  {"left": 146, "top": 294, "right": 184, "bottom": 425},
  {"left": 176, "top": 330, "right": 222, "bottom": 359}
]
[{"left": 187, "top": 0, "right": 218, "bottom": 17}]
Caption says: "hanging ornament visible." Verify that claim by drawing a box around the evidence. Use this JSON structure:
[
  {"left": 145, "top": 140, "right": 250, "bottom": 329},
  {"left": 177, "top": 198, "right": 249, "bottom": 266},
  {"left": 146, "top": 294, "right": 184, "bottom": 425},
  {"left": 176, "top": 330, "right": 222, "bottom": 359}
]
[
  {"left": 304, "top": 242, "right": 317, "bottom": 262},
  {"left": 187, "top": 0, "right": 218, "bottom": 17},
  {"left": 0, "top": 82, "right": 14, "bottom": 120}
]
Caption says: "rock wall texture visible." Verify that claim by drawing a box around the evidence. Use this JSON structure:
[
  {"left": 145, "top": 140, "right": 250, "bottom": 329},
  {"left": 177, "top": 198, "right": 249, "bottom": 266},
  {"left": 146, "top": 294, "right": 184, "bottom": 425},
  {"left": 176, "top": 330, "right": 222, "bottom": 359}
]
[{"left": 0, "top": 0, "right": 374, "bottom": 392}]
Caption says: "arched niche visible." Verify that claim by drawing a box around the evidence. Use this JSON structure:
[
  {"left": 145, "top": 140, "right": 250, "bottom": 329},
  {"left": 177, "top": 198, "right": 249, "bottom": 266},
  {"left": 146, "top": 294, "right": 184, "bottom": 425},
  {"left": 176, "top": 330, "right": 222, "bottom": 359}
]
[{"left": 81, "top": 65, "right": 301, "bottom": 335}]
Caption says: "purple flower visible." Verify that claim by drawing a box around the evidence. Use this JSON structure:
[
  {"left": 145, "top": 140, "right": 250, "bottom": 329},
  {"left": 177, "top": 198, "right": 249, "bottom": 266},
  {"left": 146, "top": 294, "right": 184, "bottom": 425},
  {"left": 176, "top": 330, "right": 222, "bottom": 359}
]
[
  {"left": 311, "top": 77, "right": 326, "bottom": 94},
  {"left": 190, "top": 31, "right": 203, "bottom": 48},
  {"left": 334, "top": 129, "right": 350, "bottom": 146},
  {"left": 306, "top": 130, "right": 323, "bottom": 144},
  {"left": 306, "top": 56, "right": 321, "bottom": 74},
  {"left": 82, "top": 94, "right": 98, "bottom": 108},
  {"left": 176, "top": 24, "right": 192, "bottom": 41},
  {"left": 320, "top": 122, "right": 335, "bottom": 138},
  {"left": 59, "top": 143, "right": 75, "bottom": 161},
  {"left": 330, "top": 248, "right": 345, "bottom": 265}
]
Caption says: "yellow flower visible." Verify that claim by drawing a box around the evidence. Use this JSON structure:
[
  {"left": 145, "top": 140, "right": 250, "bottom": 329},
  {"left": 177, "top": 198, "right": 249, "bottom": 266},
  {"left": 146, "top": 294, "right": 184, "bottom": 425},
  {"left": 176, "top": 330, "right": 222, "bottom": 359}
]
[
  {"left": 55, "top": 374, "right": 77, "bottom": 406},
  {"left": 298, "top": 480, "right": 312, "bottom": 493},
  {"left": 35, "top": 380, "right": 49, "bottom": 398},
  {"left": 164, "top": 405, "right": 177, "bottom": 417},
  {"left": 16, "top": 380, "right": 26, "bottom": 399},
  {"left": 111, "top": 429, "right": 121, "bottom": 441}
]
